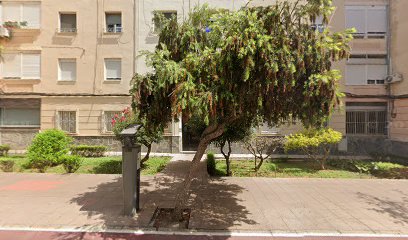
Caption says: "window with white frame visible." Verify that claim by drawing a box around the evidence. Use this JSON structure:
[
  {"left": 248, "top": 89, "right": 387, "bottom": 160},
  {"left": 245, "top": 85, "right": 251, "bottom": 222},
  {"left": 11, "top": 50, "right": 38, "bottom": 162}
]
[
  {"left": 105, "top": 13, "right": 122, "bottom": 33},
  {"left": 104, "top": 59, "right": 121, "bottom": 80},
  {"left": 346, "top": 55, "right": 387, "bottom": 85},
  {"left": 0, "top": 53, "right": 41, "bottom": 79},
  {"left": 345, "top": 5, "right": 387, "bottom": 38},
  {"left": 59, "top": 13, "right": 77, "bottom": 33},
  {"left": 0, "top": 108, "right": 40, "bottom": 127},
  {"left": 58, "top": 59, "right": 76, "bottom": 81},
  {"left": 346, "top": 103, "right": 387, "bottom": 135},
  {"left": 2, "top": 2, "right": 41, "bottom": 29},
  {"left": 102, "top": 111, "right": 121, "bottom": 133},
  {"left": 57, "top": 111, "right": 77, "bottom": 133}
]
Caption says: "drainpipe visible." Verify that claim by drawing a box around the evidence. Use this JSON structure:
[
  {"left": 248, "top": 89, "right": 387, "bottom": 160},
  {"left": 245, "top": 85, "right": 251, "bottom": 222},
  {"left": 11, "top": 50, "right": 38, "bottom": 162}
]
[
  {"left": 133, "top": 0, "right": 139, "bottom": 75},
  {"left": 386, "top": 0, "right": 393, "bottom": 139}
]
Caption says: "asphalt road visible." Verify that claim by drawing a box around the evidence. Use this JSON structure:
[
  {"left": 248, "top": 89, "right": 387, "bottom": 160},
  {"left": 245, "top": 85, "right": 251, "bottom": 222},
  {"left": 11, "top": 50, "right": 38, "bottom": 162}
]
[{"left": 1, "top": 231, "right": 408, "bottom": 240}]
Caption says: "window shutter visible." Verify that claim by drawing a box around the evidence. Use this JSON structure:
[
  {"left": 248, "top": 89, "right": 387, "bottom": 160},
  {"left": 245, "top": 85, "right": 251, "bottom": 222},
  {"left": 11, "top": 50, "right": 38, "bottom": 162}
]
[
  {"left": 346, "top": 65, "right": 366, "bottom": 85},
  {"left": 22, "top": 3, "right": 40, "bottom": 28},
  {"left": 3, "top": 3, "right": 21, "bottom": 23},
  {"left": 367, "top": 7, "right": 387, "bottom": 34},
  {"left": 367, "top": 65, "right": 387, "bottom": 81},
  {"left": 345, "top": 8, "right": 365, "bottom": 34},
  {"left": 105, "top": 59, "right": 121, "bottom": 80},
  {"left": 59, "top": 59, "right": 76, "bottom": 81},
  {"left": 2, "top": 53, "right": 22, "bottom": 79},
  {"left": 22, "top": 54, "right": 41, "bottom": 79}
]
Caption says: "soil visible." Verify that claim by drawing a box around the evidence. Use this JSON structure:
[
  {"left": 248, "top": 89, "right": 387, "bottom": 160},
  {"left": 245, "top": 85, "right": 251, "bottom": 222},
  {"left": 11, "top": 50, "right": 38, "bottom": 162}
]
[{"left": 149, "top": 208, "right": 191, "bottom": 230}]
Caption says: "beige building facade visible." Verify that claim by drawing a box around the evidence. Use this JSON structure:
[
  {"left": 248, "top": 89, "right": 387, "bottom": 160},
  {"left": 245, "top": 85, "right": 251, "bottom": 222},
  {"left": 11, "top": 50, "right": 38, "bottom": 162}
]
[{"left": 1, "top": 0, "right": 408, "bottom": 157}]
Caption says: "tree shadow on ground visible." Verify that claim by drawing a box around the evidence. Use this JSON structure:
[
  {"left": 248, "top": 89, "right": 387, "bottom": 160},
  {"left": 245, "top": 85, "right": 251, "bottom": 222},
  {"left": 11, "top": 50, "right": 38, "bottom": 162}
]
[
  {"left": 357, "top": 191, "right": 408, "bottom": 225},
  {"left": 55, "top": 160, "right": 256, "bottom": 240}
]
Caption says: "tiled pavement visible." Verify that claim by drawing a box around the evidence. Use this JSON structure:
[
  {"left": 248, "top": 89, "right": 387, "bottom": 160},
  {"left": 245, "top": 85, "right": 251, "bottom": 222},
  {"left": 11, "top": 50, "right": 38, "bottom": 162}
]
[{"left": 0, "top": 154, "right": 407, "bottom": 235}]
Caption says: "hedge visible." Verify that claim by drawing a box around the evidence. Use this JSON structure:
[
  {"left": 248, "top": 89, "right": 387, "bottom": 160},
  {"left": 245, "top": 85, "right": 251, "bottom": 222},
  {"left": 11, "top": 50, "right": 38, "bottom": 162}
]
[
  {"left": 70, "top": 145, "right": 107, "bottom": 157},
  {"left": 0, "top": 145, "right": 10, "bottom": 156}
]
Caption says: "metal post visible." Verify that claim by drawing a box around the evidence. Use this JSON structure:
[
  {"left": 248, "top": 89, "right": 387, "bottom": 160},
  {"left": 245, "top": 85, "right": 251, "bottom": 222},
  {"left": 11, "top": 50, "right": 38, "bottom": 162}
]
[
  {"left": 120, "top": 124, "right": 142, "bottom": 216},
  {"left": 122, "top": 145, "right": 141, "bottom": 216}
]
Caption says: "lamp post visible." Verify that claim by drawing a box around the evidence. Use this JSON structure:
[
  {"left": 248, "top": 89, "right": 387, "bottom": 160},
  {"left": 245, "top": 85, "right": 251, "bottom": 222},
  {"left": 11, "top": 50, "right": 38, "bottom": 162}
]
[{"left": 120, "top": 124, "right": 142, "bottom": 216}]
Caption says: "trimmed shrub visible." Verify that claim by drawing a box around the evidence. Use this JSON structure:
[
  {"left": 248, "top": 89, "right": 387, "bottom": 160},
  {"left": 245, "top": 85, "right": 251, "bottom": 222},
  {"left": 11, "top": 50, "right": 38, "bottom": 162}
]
[
  {"left": 0, "top": 160, "right": 14, "bottom": 172},
  {"left": 61, "top": 155, "right": 82, "bottom": 173},
  {"left": 27, "top": 129, "right": 72, "bottom": 171},
  {"left": 30, "top": 158, "right": 51, "bottom": 173},
  {"left": 285, "top": 128, "right": 342, "bottom": 170},
  {"left": 206, "top": 152, "right": 216, "bottom": 176},
  {"left": 70, "top": 145, "right": 107, "bottom": 157},
  {"left": 0, "top": 145, "right": 10, "bottom": 156}
]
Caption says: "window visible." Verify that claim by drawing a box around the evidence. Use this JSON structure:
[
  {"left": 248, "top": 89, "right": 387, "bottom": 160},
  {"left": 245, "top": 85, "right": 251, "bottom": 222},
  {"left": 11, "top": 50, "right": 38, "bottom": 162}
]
[
  {"left": 57, "top": 111, "right": 77, "bottom": 133},
  {"left": 103, "top": 111, "right": 121, "bottom": 132},
  {"left": 104, "top": 59, "right": 121, "bottom": 80},
  {"left": 0, "top": 53, "right": 41, "bottom": 79},
  {"left": 2, "top": 3, "right": 41, "bottom": 29},
  {"left": 346, "top": 103, "right": 387, "bottom": 135},
  {"left": 58, "top": 59, "right": 76, "bottom": 81},
  {"left": 346, "top": 5, "right": 387, "bottom": 38},
  {"left": 153, "top": 11, "right": 177, "bottom": 33},
  {"left": 59, "top": 13, "right": 77, "bottom": 33},
  {"left": 105, "top": 13, "right": 122, "bottom": 33},
  {"left": 0, "top": 108, "right": 40, "bottom": 127},
  {"left": 346, "top": 55, "right": 387, "bottom": 85},
  {"left": 311, "top": 15, "right": 325, "bottom": 33}
]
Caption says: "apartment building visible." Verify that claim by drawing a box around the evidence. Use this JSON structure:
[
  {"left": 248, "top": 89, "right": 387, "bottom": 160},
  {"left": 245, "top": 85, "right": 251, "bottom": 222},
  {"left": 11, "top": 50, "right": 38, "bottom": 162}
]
[
  {"left": 1, "top": 0, "right": 407, "bottom": 157},
  {"left": 0, "top": 0, "right": 135, "bottom": 150}
]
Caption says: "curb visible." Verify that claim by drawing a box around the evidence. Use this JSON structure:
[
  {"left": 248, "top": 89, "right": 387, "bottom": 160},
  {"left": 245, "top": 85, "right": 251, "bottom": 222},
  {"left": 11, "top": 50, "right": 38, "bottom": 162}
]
[{"left": 0, "top": 226, "right": 407, "bottom": 238}]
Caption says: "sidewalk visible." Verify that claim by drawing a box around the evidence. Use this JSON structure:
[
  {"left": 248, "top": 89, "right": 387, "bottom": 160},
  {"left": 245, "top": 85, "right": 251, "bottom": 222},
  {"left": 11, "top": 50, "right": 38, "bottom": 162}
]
[{"left": 0, "top": 155, "right": 407, "bottom": 235}]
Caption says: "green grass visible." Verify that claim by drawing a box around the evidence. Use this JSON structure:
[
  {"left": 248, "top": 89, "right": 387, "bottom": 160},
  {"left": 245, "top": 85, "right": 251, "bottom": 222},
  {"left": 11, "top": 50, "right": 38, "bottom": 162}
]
[
  {"left": 0, "top": 155, "right": 171, "bottom": 175},
  {"left": 214, "top": 159, "right": 374, "bottom": 179}
]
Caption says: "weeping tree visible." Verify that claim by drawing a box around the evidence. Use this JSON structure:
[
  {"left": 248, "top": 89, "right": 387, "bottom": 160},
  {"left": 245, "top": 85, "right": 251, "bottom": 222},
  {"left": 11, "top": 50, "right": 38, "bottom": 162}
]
[{"left": 131, "top": 0, "right": 353, "bottom": 219}]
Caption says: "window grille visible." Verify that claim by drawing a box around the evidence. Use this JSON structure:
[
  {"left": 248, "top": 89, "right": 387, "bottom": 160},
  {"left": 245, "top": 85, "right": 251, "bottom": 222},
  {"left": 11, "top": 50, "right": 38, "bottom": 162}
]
[
  {"left": 346, "top": 110, "right": 387, "bottom": 135},
  {"left": 58, "top": 111, "right": 77, "bottom": 133}
]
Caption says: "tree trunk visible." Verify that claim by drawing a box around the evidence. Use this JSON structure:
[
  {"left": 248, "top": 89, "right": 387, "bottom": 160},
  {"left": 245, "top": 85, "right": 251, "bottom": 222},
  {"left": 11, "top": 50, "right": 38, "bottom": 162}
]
[
  {"left": 221, "top": 139, "right": 232, "bottom": 176},
  {"left": 173, "top": 123, "right": 225, "bottom": 221},
  {"left": 255, "top": 157, "right": 264, "bottom": 172},
  {"left": 141, "top": 144, "right": 152, "bottom": 167}
]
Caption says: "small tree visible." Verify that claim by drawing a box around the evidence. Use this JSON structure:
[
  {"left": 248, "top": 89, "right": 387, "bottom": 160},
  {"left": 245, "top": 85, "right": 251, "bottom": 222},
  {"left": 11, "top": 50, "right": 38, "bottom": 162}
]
[
  {"left": 244, "top": 135, "right": 284, "bottom": 172},
  {"left": 285, "top": 128, "right": 342, "bottom": 170},
  {"left": 214, "top": 120, "right": 252, "bottom": 176},
  {"left": 112, "top": 107, "right": 163, "bottom": 164}
]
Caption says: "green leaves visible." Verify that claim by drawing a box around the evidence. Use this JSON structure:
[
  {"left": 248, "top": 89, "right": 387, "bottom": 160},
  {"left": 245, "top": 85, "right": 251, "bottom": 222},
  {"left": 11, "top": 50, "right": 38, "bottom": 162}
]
[{"left": 132, "top": 0, "right": 352, "bottom": 137}]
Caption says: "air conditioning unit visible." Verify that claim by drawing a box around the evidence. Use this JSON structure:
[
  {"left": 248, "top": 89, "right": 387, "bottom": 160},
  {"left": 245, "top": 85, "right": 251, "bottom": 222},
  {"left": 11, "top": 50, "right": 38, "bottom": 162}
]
[
  {"left": 0, "top": 26, "right": 10, "bottom": 38},
  {"left": 385, "top": 73, "right": 403, "bottom": 84}
]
